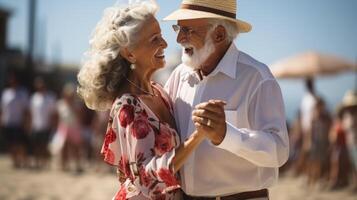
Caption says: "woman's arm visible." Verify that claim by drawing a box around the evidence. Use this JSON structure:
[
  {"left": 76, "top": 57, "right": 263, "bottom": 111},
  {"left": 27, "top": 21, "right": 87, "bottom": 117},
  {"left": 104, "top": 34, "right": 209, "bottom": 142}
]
[{"left": 171, "top": 130, "right": 205, "bottom": 173}]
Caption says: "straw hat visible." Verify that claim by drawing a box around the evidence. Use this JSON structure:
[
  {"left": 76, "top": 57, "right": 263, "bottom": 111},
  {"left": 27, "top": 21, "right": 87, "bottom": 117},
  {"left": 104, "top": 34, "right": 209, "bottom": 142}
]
[
  {"left": 337, "top": 90, "right": 357, "bottom": 115},
  {"left": 163, "top": 0, "right": 252, "bottom": 33}
]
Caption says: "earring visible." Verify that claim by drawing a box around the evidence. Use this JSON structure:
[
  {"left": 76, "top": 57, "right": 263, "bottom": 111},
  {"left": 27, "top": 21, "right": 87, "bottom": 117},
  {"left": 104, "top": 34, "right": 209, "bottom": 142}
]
[{"left": 130, "top": 63, "right": 136, "bottom": 70}]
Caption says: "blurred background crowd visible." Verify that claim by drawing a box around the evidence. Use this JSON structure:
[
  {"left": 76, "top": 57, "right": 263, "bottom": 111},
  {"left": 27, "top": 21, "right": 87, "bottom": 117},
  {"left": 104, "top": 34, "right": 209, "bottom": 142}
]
[
  {"left": 0, "top": 0, "right": 356, "bottom": 199},
  {"left": 1, "top": 72, "right": 111, "bottom": 173},
  {"left": 280, "top": 78, "right": 357, "bottom": 191}
]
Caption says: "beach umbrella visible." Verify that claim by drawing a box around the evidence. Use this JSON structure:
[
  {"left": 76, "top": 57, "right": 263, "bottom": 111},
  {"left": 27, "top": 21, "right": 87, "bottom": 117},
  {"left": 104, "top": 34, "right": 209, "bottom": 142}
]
[{"left": 269, "top": 51, "right": 356, "bottom": 79}]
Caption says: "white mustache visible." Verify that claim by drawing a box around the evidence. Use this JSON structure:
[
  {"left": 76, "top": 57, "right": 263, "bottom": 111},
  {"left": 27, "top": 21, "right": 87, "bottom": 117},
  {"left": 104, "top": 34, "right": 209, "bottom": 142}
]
[{"left": 181, "top": 43, "right": 194, "bottom": 49}]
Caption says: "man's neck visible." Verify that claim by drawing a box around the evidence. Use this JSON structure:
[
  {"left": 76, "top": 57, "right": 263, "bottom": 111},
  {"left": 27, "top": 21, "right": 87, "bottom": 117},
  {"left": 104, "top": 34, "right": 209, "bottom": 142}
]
[{"left": 200, "top": 42, "right": 231, "bottom": 76}]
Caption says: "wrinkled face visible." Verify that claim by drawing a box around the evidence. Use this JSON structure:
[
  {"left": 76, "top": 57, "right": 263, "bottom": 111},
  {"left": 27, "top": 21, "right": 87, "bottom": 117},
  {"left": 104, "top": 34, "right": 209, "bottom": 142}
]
[
  {"left": 176, "top": 19, "right": 215, "bottom": 69},
  {"left": 131, "top": 16, "right": 168, "bottom": 70}
]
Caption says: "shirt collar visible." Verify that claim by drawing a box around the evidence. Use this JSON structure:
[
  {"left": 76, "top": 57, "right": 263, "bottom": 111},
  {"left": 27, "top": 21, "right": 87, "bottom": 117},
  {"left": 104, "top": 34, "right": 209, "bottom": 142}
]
[
  {"left": 181, "top": 66, "right": 201, "bottom": 83},
  {"left": 207, "top": 42, "right": 239, "bottom": 79}
]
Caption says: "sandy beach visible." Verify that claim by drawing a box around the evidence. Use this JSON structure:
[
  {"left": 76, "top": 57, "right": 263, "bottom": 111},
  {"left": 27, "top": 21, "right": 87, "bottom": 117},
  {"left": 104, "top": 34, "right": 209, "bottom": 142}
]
[
  {"left": 0, "top": 155, "right": 355, "bottom": 200},
  {"left": 0, "top": 155, "right": 117, "bottom": 200}
]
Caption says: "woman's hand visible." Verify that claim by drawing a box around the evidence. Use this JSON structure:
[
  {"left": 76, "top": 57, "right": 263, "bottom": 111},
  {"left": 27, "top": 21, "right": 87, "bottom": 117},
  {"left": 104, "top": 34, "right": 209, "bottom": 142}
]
[
  {"left": 171, "top": 130, "right": 205, "bottom": 173},
  {"left": 192, "top": 100, "right": 227, "bottom": 145},
  {"left": 171, "top": 100, "right": 226, "bottom": 173}
]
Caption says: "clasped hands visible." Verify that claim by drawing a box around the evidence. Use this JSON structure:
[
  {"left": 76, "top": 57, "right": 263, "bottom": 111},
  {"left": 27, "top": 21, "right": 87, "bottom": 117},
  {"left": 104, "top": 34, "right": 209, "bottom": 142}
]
[{"left": 192, "top": 100, "right": 227, "bottom": 145}]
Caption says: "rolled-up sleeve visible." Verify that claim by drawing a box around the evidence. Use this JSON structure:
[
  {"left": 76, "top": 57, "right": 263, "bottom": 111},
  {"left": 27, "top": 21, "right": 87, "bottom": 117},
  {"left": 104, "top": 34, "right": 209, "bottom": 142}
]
[{"left": 217, "top": 79, "right": 289, "bottom": 168}]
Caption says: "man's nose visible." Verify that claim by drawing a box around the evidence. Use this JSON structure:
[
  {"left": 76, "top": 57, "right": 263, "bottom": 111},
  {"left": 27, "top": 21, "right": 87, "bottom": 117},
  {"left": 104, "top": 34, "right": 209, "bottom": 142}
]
[{"left": 176, "top": 30, "right": 188, "bottom": 44}]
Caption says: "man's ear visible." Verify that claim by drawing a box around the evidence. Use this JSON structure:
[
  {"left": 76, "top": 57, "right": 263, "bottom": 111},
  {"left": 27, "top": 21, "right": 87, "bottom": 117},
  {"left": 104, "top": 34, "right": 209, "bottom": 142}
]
[
  {"left": 213, "top": 25, "right": 227, "bottom": 43},
  {"left": 119, "top": 48, "right": 136, "bottom": 64}
]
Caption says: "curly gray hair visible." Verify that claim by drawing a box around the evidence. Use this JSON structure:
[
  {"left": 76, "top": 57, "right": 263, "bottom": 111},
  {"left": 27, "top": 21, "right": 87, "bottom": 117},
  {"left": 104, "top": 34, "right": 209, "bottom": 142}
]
[{"left": 77, "top": 2, "right": 158, "bottom": 111}]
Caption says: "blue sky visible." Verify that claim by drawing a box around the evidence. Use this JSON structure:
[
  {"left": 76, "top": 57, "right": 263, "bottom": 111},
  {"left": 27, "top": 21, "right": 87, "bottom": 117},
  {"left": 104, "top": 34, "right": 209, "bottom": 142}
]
[
  {"left": 0, "top": 0, "right": 356, "bottom": 120},
  {"left": 1, "top": 0, "right": 357, "bottom": 64}
]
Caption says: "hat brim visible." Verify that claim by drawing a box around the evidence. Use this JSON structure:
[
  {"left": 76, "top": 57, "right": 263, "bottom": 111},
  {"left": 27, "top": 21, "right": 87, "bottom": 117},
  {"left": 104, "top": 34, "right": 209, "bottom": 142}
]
[{"left": 163, "top": 8, "right": 252, "bottom": 33}]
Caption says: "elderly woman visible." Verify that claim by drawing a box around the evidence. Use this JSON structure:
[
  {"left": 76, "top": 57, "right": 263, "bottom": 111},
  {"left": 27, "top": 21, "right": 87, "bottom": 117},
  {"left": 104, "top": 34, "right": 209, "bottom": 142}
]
[{"left": 77, "top": 2, "right": 210, "bottom": 199}]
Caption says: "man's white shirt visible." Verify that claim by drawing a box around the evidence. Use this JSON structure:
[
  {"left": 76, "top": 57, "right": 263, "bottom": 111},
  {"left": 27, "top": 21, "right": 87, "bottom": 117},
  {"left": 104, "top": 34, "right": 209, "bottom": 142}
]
[{"left": 164, "top": 43, "right": 289, "bottom": 196}]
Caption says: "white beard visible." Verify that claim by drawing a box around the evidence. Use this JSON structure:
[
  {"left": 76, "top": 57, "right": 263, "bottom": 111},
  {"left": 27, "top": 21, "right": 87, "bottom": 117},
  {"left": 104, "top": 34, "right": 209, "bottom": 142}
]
[{"left": 181, "top": 35, "right": 215, "bottom": 70}]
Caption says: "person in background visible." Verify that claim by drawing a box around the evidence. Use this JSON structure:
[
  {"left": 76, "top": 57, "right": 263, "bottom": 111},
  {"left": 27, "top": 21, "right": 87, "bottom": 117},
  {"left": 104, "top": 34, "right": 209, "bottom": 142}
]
[
  {"left": 328, "top": 102, "right": 351, "bottom": 190},
  {"left": 286, "top": 111, "right": 303, "bottom": 175},
  {"left": 55, "top": 83, "right": 83, "bottom": 173},
  {"left": 299, "top": 78, "right": 317, "bottom": 176},
  {"left": 29, "top": 76, "right": 57, "bottom": 169},
  {"left": 91, "top": 111, "right": 111, "bottom": 172},
  {"left": 308, "top": 96, "right": 332, "bottom": 185},
  {"left": 78, "top": 102, "right": 96, "bottom": 164},
  {"left": 338, "top": 90, "right": 357, "bottom": 191},
  {"left": 0, "top": 72, "right": 30, "bottom": 168}
]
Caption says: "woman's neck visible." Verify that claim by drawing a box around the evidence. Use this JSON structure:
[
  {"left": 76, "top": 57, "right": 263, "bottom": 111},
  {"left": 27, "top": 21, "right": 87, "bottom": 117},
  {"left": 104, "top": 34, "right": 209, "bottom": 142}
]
[{"left": 126, "top": 67, "right": 155, "bottom": 95}]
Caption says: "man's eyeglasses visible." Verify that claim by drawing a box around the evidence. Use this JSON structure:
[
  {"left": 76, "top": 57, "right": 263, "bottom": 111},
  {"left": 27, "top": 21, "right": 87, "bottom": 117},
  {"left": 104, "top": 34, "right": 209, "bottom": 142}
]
[{"left": 172, "top": 24, "right": 212, "bottom": 36}]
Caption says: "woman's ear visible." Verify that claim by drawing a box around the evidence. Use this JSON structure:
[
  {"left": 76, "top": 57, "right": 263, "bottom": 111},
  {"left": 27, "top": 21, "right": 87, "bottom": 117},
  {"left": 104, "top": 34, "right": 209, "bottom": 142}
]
[
  {"left": 213, "top": 25, "right": 227, "bottom": 43},
  {"left": 119, "top": 48, "right": 136, "bottom": 64}
]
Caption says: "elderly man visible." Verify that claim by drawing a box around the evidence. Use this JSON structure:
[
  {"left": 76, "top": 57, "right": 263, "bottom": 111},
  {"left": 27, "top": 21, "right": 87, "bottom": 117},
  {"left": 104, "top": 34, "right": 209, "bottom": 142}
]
[{"left": 164, "top": 0, "right": 289, "bottom": 199}]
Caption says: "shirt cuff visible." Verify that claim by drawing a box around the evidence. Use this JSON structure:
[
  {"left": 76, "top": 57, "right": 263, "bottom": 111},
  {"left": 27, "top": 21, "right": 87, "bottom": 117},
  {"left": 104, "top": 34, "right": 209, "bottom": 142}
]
[{"left": 215, "top": 121, "right": 242, "bottom": 153}]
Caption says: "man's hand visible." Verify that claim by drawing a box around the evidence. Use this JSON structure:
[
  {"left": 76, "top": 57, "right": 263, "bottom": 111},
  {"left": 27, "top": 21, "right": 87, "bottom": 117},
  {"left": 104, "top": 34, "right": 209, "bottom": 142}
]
[{"left": 192, "top": 100, "right": 226, "bottom": 145}]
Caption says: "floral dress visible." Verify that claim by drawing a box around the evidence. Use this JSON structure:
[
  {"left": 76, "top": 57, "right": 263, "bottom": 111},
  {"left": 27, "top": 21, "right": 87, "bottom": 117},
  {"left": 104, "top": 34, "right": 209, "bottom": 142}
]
[{"left": 101, "top": 83, "right": 181, "bottom": 200}]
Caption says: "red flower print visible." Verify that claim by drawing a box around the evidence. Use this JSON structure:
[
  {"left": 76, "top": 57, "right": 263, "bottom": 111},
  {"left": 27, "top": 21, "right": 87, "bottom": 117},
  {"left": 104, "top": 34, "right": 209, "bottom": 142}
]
[
  {"left": 139, "top": 166, "right": 153, "bottom": 187},
  {"left": 114, "top": 186, "right": 126, "bottom": 200},
  {"left": 103, "top": 148, "right": 115, "bottom": 164},
  {"left": 131, "top": 112, "right": 151, "bottom": 139},
  {"left": 101, "top": 127, "right": 117, "bottom": 164},
  {"left": 158, "top": 168, "right": 178, "bottom": 187},
  {"left": 119, "top": 155, "right": 131, "bottom": 179},
  {"left": 154, "top": 125, "right": 175, "bottom": 156},
  {"left": 119, "top": 104, "right": 135, "bottom": 127},
  {"left": 105, "top": 127, "right": 117, "bottom": 143}
]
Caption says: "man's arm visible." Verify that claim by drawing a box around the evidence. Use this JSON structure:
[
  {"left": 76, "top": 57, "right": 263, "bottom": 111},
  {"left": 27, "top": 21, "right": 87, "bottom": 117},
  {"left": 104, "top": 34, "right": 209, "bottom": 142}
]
[{"left": 193, "top": 79, "right": 289, "bottom": 168}]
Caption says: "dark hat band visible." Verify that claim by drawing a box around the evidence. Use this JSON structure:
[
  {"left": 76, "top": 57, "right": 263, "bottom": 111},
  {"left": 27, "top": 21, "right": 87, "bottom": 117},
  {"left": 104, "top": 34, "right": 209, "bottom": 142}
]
[{"left": 181, "top": 4, "right": 236, "bottom": 19}]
